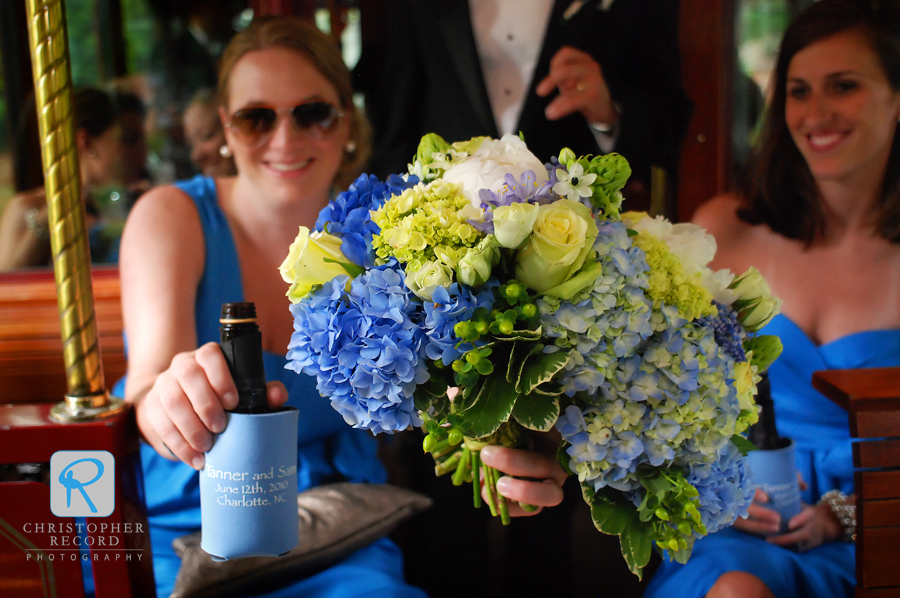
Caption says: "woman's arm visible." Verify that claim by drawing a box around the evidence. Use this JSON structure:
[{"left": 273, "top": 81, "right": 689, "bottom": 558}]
[
  {"left": 120, "top": 184, "right": 287, "bottom": 469},
  {"left": 0, "top": 191, "right": 50, "bottom": 270}
]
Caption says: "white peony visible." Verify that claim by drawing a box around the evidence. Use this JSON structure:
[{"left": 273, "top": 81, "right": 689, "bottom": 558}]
[{"left": 441, "top": 134, "right": 549, "bottom": 209}]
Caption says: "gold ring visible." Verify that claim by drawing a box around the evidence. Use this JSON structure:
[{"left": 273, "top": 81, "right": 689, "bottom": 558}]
[{"left": 576, "top": 81, "right": 587, "bottom": 92}]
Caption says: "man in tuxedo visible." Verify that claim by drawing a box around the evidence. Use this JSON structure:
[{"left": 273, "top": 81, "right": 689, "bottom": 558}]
[{"left": 359, "top": 0, "right": 692, "bottom": 201}]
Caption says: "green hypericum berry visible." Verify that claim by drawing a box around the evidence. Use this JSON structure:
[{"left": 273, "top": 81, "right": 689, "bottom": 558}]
[
  {"left": 423, "top": 435, "right": 437, "bottom": 452},
  {"left": 454, "top": 321, "right": 471, "bottom": 338},
  {"left": 655, "top": 508, "right": 670, "bottom": 521},
  {"left": 466, "top": 352, "right": 481, "bottom": 366},
  {"left": 519, "top": 303, "right": 537, "bottom": 319},
  {"left": 504, "top": 283, "right": 521, "bottom": 301},
  {"left": 452, "top": 359, "right": 467, "bottom": 373},
  {"left": 498, "top": 320, "right": 514, "bottom": 335},
  {"left": 667, "top": 538, "right": 680, "bottom": 552},
  {"left": 448, "top": 429, "right": 463, "bottom": 446},
  {"left": 474, "top": 320, "right": 489, "bottom": 335},
  {"left": 678, "top": 522, "right": 692, "bottom": 536}
]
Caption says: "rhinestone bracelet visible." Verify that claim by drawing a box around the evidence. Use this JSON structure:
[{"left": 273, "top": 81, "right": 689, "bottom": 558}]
[{"left": 820, "top": 489, "right": 856, "bottom": 543}]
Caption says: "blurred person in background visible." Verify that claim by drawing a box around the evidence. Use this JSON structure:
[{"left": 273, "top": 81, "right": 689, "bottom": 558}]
[
  {"left": 183, "top": 88, "right": 237, "bottom": 177},
  {"left": 0, "top": 87, "right": 125, "bottom": 270}
]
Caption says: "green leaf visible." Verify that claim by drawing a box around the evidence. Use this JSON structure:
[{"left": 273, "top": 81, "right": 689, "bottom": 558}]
[
  {"left": 639, "top": 469, "right": 676, "bottom": 500},
  {"left": 512, "top": 392, "right": 560, "bottom": 432},
  {"left": 506, "top": 341, "right": 534, "bottom": 385},
  {"left": 586, "top": 487, "right": 631, "bottom": 536},
  {"left": 414, "top": 364, "right": 452, "bottom": 413},
  {"left": 322, "top": 257, "right": 365, "bottom": 278},
  {"left": 620, "top": 515, "right": 653, "bottom": 580},
  {"left": 457, "top": 374, "right": 518, "bottom": 438},
  {"left": 517, "top": 351, "right": 569, "bottom": 395},
  {"left": 730, "top": 434, "right": 758, "bottom": 456}
]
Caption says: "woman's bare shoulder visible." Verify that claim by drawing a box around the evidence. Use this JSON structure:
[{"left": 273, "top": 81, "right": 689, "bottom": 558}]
[
  {"left": 120, "top": 184, "right": 205, "bottom": 279},
  {"left": 692, "top": 194, "right": 770, "bottom": 271}
]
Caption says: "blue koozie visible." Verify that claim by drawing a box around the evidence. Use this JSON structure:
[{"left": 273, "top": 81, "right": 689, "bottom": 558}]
[
  {"left": 747, "top": 438, "right": 803, "bottom": 534},
  {"left": 200, "top": 408, "right": 299, "bottom": 560}
]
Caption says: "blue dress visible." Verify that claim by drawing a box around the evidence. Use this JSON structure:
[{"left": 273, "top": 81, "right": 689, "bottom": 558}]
[
  {"left": 645, "top": 314, "right": 900, "bottom": 598},
  {"left": 109, "top": 176, "right": 427, "bottom": 598}
]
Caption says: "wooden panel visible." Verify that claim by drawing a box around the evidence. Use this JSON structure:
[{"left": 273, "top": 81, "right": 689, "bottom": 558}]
[
  {"left": 858, "top": 471, "right": 900, "bottom": 500},
  {"left": 853, "top": 440, "right": 900, "bottom": 469},
  {"left": 857, "top": 588, "right": 900, "bottom": 598},
  {"left": 813, "top": 368, "right": 900, "bottom": 412},
  {"left": 854, "top": 410, "right": 900, "bottom": 439},
  {"left": 859, "top": 527, "right": 900, "bottom": 588},
  {"left": 863, "top": 499, "right": 900, "bottom": 528},
  {"left": 0, "top": 268, "right": 125, "bottom": 404},
  {"left": 676, "top": 0, "right": 733, "bottom": 222}
]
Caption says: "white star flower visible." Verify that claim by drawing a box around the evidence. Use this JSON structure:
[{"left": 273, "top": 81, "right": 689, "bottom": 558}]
[{"left": 553, "top": 163, "right": 597, "bottom": 201}]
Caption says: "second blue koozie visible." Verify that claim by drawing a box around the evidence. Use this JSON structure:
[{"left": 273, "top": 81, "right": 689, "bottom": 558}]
[
  {"left": 747, "top": 438, "right": 803, "bottom": 534},
  {"left": 200, "top": 408, "right": 299, "bottom": 560}
]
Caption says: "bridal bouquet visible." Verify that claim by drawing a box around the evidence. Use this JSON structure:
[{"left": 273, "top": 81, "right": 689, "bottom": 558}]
[{"left": 280, "top": 133, "right": 783, "bottom": 577}]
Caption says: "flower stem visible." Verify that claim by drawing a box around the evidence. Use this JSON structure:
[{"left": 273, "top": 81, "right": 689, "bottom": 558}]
[
  {"left": 471, "top": 450, "right": 482, "bottom": 508},
  {"left": 482, "top": 464, "right": 498, "bottom": 517},
  {"left": 434, "top": 451, "right": 462, "bottom": 476},
  {"left": 429, "top": 438, "right": 453, "bottom": 458},
  {"left": 452, "top": 447, "right": 471, "bottom": 486},
  {"left": 518, "top": 502, "right": 539, "bottom": 513},
  {"left": 496, "top": 472, "right": 510, "bottom": 525}
]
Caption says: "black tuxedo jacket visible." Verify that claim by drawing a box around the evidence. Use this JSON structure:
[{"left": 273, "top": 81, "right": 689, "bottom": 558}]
[{"left": 358, "top": 0, "right": 692, "bottom": 186}]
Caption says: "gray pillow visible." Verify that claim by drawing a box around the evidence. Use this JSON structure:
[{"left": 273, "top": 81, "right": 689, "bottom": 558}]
[{"left": 170, "top": 483, "right": 432, "bottom": 598}]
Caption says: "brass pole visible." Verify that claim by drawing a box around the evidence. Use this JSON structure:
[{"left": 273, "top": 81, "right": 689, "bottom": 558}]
[{"left": 25, "top": 0, "right": 123, "bottom": 421}]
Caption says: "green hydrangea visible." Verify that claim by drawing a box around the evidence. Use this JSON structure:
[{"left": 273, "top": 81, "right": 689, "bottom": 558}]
[
  {"left": 632, "top": 233, "right": 715, "bottom": 321},
  {"left": 371, "top": 180, "right": 484, "bottom": 272}
]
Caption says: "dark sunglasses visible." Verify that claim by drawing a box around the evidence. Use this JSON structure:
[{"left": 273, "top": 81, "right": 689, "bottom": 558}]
[{"left": 226, "top": 102, "right": 345, "bottom": 147}]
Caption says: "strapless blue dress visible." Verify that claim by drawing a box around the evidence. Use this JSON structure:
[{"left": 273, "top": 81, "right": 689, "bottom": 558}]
[
  {"left": 103, "top": 176, "right": 425, "bottom": 598},
  {"left": 645, "top": 313, "right": 900, "bottom": 598}
]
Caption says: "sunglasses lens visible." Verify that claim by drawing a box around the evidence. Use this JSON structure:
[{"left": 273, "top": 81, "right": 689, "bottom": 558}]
[
  {"left": 230, "top": 108, "right": 277, "bottom": 143},
  {"left": 292, "top": 102, "right": 339, "bottom": 132}
]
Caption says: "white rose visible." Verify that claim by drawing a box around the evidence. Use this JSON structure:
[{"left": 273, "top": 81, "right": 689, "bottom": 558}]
[
  {"left": 405, "top": 260, "right": 455, "bottom": 300},
  {"left": 442, "top": 135, "right": 548, "bottom": 209}
]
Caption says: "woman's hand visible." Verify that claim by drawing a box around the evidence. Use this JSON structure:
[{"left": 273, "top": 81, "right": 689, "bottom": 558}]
[
  {"left": 135, "top": 341, "right": 288, "bottom": 470},
  {"left": 733, "top": 488, "right": 783, "bottom": 535},
  {"left": 480, "top": 445, "right": 568, "bottom": 517},
  {"left": 767, "top": 502, "right": 842, "bottom": 551}
]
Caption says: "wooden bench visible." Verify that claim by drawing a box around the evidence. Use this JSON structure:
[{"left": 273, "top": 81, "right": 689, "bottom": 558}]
[
  {"left": 813, "top": 367, "right": 900, "bottom": 598},
  {"left": 0, "top": 267, "right": 126, "bottom": 403}
]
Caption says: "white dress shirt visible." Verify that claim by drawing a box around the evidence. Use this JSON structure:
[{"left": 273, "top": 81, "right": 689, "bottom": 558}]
[{"left": 469, "top": 0, "right": 616, "bottom": 152}]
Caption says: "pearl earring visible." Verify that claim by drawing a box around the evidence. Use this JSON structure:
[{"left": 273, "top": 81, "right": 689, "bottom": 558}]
[
  {"left": 219, "top": 144, "right": 233, "bottom": 158},
  {"left": 345, "top": 141, "right": 357, "bottom": 155}
]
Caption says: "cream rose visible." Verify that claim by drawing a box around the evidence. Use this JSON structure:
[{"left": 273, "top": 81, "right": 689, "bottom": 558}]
[
  {"left": 279, "top": 227, "right": 352, "bottom": 303},
  {"left": 515, "top": 199, "right": 599, "bottom": 293},
  {"left": 492, "top": 202, "right": 540, "bottom": 249}
]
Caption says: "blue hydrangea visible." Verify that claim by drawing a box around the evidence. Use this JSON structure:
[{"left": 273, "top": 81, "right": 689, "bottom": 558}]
[
  {"left": 315, "top": 173, "right": 418, "bottom": 267},
  {"left": 422, "top": 279, "right": 497, "bottom": 365},
  {"left": 286, "top": 263, "right": 428, "bottom": 434},
  {"left": 686, "top": 442, "right": 755, "bottom": 534}
]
